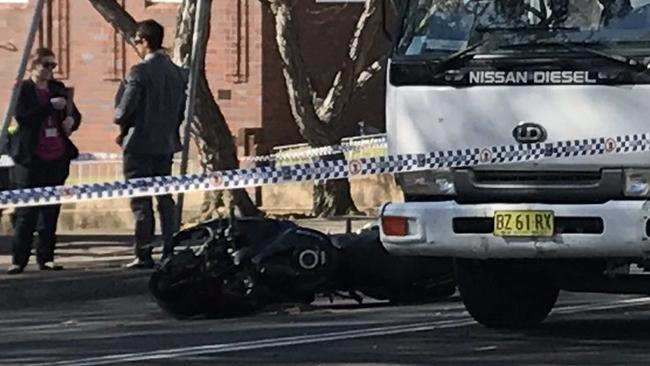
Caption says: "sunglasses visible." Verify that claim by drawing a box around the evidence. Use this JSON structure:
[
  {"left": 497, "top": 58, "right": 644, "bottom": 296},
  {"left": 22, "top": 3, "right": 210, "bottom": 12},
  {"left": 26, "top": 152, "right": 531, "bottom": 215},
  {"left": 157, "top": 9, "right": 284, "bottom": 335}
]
[{"left": 41, "top": 62, "right": 57, "bottom": 70}]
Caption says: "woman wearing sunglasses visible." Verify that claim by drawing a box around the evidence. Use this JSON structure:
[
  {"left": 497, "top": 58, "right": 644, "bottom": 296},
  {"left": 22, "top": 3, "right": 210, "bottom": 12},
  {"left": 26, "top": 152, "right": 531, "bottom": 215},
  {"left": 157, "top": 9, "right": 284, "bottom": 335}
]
[{"left": 7, "top": 47, "right": 82, "bottom": 274}]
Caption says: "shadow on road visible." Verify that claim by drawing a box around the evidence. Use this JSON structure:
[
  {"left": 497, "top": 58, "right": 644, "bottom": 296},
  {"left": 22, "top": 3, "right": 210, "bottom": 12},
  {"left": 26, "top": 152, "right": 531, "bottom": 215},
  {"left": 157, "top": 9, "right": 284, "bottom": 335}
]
[{"left": 534, "top": 317, "right": 650, "bottom": 341}]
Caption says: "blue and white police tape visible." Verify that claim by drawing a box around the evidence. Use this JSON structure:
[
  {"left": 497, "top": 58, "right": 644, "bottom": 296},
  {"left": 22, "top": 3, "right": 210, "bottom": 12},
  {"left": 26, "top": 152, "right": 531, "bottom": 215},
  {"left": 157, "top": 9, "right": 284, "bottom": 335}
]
[{"left": 0, "top": 133, "right": 647, "bottom": 209}]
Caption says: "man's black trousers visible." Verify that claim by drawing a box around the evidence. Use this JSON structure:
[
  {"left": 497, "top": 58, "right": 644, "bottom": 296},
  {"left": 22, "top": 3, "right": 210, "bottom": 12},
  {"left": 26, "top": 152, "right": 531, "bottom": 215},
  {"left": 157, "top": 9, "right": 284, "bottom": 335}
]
[{"left": 123, "top": 153, "right": 177, "bottom": 260}]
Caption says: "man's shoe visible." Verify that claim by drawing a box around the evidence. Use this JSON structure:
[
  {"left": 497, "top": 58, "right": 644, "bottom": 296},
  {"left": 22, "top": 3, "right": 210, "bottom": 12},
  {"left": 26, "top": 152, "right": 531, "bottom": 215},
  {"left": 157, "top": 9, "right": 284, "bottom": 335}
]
[
  {"left": 38, "top": 262, "right": 64, "bottom": 271},
  {"left": 7, "top": 265, "right": 24, "bottom": 275},
  {"left": 124, "top": 258, "right": 155, "bottom": 269}
]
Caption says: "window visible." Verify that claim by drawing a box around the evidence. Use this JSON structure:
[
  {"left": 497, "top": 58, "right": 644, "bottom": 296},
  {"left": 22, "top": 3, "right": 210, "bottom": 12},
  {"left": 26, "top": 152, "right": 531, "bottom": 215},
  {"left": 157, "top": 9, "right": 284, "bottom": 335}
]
[
  {"left": 37, "top": 0, "right": 69, "bottom": 80},
  {"left": 105, "top": 0, "right": 126, "bottom": 81}
]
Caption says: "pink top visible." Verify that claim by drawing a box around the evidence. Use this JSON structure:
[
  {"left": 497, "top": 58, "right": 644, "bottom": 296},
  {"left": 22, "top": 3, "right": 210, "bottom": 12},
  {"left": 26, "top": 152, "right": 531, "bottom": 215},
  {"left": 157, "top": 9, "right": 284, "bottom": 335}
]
[{"left": 34, "top": 86, "right": 65, "bottom": 161}]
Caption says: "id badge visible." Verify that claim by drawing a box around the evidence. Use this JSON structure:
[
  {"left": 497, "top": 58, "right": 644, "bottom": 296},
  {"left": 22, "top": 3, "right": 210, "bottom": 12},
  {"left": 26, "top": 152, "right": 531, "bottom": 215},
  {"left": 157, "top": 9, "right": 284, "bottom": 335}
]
[{"left": 45, "top": 128, "right": 59, "bottom": 138}]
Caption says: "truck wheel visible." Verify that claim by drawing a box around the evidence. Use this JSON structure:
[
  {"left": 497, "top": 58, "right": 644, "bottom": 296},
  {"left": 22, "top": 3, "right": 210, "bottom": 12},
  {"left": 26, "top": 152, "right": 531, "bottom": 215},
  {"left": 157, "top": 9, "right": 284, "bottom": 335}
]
[{"left": 455, "top": 259, "right": 558, "bottom": 329}]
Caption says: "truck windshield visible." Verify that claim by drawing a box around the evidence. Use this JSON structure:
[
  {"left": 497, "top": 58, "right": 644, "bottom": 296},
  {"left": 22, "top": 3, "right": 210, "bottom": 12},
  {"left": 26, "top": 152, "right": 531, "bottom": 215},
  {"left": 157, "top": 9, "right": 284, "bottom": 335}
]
[{"left": 397, "top": 0, "right": 650, "bottom": 57}]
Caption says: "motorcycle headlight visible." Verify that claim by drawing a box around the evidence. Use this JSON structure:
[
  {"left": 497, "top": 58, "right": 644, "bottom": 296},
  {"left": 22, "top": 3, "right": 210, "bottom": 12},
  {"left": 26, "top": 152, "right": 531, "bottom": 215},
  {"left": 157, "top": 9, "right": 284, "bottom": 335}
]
[
  {"left": 397, "top": 169, "right": 456, "bottom": 196},
  {"left": 624, "top": 169, "right": 650, "bottom": 196}
]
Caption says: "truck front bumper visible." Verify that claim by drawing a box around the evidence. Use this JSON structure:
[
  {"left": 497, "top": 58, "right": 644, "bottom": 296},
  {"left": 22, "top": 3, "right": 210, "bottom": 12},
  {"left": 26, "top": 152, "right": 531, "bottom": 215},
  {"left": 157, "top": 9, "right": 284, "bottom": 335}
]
[{"left": 380, "top": 201, "right": 650, "bottom": 258}]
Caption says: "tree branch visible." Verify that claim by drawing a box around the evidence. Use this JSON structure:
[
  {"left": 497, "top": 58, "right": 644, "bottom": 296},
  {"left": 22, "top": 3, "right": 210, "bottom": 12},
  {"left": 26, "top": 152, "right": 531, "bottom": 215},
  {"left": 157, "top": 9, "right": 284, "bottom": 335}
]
[
  {"left": 264, "top": 0, "right": 336, "bottom": 146},
  {"left": 171, "top": 0, "right": 196, "bottom": 67},
  {"left": 88, "top": 0, "right": 138, "bottom": 45},
  {"left": 355, "top": 55, "right": 386, "bottom": 92},
  {"left": 315, "top": 0, "right": 383, "bottom": 125}
]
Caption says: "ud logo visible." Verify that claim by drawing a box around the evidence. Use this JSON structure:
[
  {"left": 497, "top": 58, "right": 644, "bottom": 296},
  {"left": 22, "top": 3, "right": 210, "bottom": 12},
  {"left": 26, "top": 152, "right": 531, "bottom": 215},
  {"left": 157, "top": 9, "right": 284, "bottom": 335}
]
[
  {"left": 605, "top": 138, "right": 617, "bottom": 152},
  {"left": 513, "top": 122, "right": 547, "bottom": 143},
  {"left": 479, "top": 149, "right": 492, "bottom": 163},
  {"left": 348, "top": 160, "right": 363, "bottom": 175}
]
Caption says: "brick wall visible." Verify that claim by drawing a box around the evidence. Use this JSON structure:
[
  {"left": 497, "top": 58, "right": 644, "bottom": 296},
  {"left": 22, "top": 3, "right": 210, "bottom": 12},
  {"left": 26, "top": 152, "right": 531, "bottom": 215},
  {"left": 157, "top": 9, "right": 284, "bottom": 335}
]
[
  {"left": 0, "top": 0, "right": 386, "bottom": 158},
  {"left": 0, "top": 0, "right": 264, "bottom": 156}
]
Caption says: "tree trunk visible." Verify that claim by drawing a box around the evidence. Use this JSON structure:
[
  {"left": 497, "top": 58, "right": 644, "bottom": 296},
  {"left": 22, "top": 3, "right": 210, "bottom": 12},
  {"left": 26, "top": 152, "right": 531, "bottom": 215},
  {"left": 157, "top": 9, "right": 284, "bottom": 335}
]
[
  {"left": 313, "top": 180, "right": 359, "bottom": 217},
  {"left": 316, "top": 0, "right": 382, "bottom": 128},
  {"left": 265, "top": 0, "right": 361, "bottom": 216},
  {"left": 88, "top": 0, "right": 261, "bottom": 218},
  {"left": 173, "top": 0, "right": 261, "bottom": 218},
  {"left": 265, "top": 0, "right": 337, "bottom": 146}
]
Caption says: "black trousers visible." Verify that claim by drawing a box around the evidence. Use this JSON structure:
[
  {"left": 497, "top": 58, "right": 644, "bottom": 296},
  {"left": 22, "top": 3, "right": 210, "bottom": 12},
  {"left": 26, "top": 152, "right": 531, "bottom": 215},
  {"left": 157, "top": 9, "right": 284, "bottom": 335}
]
[
  {"left": 11, "top": 158, "right": 70, "bottom": 267},
  {"left": 123, "top": 153, "right": 177, "bottom": 260}
]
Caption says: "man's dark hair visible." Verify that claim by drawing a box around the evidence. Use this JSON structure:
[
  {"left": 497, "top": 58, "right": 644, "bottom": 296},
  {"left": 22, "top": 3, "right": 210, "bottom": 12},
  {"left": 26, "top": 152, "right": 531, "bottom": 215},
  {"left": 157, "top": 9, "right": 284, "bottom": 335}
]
[
  {"left": 136, "top": 19, "right": 164, "bottom": 51},
  {"left": 30, "top": 47, "right": 55, "bottom": 69}
]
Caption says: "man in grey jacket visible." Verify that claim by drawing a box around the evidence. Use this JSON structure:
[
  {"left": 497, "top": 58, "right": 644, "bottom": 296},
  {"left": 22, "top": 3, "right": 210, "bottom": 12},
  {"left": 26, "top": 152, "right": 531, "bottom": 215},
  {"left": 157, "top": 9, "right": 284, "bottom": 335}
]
[{"left": 114, "top": 19, "right": 186, "bottom": 269}]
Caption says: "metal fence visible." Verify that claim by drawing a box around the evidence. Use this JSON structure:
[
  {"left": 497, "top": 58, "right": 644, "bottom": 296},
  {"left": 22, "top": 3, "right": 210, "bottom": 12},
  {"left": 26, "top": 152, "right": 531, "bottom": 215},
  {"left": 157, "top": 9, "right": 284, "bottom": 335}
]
[
  {"left": 341, "top": 134, "right": 387, "bottom": 160},
  {"left": 271, "top": 133, "right": 387, "bottom": 167},
  {"left": 67, "top": 159, "right": 202, "bottom": 185}
]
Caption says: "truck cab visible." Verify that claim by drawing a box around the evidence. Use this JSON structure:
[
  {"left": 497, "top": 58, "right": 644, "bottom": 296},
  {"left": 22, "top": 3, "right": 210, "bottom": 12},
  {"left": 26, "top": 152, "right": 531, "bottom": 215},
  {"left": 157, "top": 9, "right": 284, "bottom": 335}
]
[{"left": 380, "top": 0, "right": 650, "bottom": 328}]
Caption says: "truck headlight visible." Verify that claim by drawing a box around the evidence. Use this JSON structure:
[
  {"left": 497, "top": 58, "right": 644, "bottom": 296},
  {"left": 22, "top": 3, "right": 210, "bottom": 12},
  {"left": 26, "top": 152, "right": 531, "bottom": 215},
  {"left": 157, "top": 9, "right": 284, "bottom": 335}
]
[
  {"left": 397, "top": 169, "right": 456, "bottom": 196},
  {"left": 625, "top": 169, "right": 650, "bottom": 196}
]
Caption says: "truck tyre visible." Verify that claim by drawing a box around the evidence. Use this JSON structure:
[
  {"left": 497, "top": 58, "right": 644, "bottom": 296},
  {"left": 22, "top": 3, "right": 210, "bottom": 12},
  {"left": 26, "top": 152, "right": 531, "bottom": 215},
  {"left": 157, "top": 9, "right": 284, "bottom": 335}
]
[{"left": 455, "top": 259, "right": 558, "bottom": 329}]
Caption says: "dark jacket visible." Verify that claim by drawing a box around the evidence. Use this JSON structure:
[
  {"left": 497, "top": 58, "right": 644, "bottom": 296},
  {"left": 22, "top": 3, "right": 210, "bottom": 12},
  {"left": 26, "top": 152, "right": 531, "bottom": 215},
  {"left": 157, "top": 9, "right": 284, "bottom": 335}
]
[
  {"left": 10, "top": 79, "right": 81, "bottom": 166},
  {"left": 114, "top": 52, "right": 186, "bottom": 156}
]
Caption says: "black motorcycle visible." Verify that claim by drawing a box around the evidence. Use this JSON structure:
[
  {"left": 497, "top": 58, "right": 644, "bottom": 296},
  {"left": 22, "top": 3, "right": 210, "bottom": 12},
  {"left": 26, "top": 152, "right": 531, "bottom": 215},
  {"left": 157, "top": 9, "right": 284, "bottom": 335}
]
[{"left": 149, "top": 216, "right": 455, "bottom": 319}]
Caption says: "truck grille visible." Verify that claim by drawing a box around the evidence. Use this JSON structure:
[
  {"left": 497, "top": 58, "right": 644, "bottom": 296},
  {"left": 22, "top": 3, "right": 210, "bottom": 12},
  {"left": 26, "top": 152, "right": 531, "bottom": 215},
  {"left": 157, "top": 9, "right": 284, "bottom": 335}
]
[
  {"left": 472, "top": 171, "right": 601, "bottom": 186},
  {"left": 452, "top": 169, "right": 623, "bottom": 204}
]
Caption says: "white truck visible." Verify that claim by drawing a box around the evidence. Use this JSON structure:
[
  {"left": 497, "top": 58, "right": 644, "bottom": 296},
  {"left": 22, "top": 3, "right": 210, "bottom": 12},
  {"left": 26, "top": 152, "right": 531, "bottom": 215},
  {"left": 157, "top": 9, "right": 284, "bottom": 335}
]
[{"left": 380, "top": 0, "right": 650, "bottom": 328}]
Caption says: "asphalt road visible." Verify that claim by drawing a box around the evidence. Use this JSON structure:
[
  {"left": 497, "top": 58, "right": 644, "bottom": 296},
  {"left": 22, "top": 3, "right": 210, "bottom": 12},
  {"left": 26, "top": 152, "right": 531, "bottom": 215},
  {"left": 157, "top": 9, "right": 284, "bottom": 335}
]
[{"left": 3, "top": 291, "right": 650, "bottom": 366}]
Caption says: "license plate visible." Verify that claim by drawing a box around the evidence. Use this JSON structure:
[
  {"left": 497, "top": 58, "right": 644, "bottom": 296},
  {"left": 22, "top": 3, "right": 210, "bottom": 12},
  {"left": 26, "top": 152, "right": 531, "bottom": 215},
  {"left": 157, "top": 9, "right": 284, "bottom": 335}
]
[{"left": 493, "top": 211, "right": 554, "bottom": 237}]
